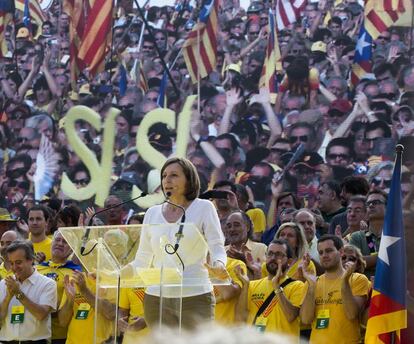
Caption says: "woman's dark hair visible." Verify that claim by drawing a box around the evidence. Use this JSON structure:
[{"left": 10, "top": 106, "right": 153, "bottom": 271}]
[
  {"left": 56, "top": 204, "right": 81, "bottom": 227},
  {"left": 160, "top": 157, "right": 200, "bottom": 200},
  {"left": 286, "top": 56, "right": 310, "bottom": 96}
]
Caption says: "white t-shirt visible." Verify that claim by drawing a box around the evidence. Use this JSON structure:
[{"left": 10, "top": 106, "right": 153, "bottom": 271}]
[
  {"left": 0, "top": 270, "right": 57, "bottom": 341},
  {"left": 133, "top": 198, "right": 227, "bottom": 297}
]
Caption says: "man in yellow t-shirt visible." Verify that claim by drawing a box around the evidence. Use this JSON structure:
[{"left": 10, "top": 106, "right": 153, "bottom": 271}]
[
  {"left": 235, "top": 239, "right": 305, "bottom": 338},
  {"left": 27, "top": 205, "right": 52, "bottom": 263},
  {"left": 58, "top": 271, "right": 116, "bottom": 344},
  {"left": 300, "top": 235, "right": 370, "bottom": 344},
  {"left": 214, "top": 257, "right": 246, "bottom": 325},
  {"left": 37, "top": 231, "right": 81, "bottom": 342},
  {"left": 119, "top": 287, "right": 149, "bottom": 343}
]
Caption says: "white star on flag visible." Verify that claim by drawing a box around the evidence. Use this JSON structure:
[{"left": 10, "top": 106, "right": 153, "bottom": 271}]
[
  {"left": 378, "top": 235, "right": 400, "bottom": 265},
  {"left": 356, "top": 32, "right": 371, "bottom": 56}
]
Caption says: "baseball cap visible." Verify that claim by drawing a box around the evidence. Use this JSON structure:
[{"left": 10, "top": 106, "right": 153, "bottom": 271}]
[
  {"left": 0, "top": 208, "right": 17, "bottom": 222},
  {"left": 16, "top": 27, "right": 30, "bottom": 39},
  {"left": 329, "top": 99, "right": 352, "bottom": 114},
  {"left": 311, "top": 41, "right": 327, "bottom": 53},
  {"left": 294, "top": 152, "right": 324, "bottom": 169}
]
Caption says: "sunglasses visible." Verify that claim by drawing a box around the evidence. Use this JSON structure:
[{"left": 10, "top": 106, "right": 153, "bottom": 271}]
[
  {"left": 271, "top": 148, "right": 289, "bottom": 155},
  {"left": 378, "top": 36, "right": 390, "bottom": 41},
  {"left": 328, "top": 111, "right": 346, "bottom": 118},
  {"left": 366, "top": 199, "right": 385, "bottom": 207},
  {"left": 249, "top": 31, "right": 260, "bottom": 35},
  {"left": 371, "top": 177, "right": 392, "bottom": 188},
  {"left": 289, "top": 135, "right": 308, "bottom": 143},
  {"left": 327, "top": 153, "right": 350, "bottom": 160},
  {"left": 73, "top": 178, "right": 90, "bottom": 185},
  {"left": 342, "top": 255, "right": 357, "bottom": 262}
]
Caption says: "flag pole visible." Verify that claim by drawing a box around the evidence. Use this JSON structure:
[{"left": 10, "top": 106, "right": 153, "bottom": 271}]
[
  {"left": 197, "top": 19, "right": 201, "bottom": 115},
  {"left": 409, "top": 0, "right": 414, "bottom": 61},
  {"left": 132, "top": 0, "right": 180, "bottom": 97}
]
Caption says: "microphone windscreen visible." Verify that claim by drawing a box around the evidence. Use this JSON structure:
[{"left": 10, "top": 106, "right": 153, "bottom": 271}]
[{"left": 166, "top": 191, "right": 172, "bottom": 197}]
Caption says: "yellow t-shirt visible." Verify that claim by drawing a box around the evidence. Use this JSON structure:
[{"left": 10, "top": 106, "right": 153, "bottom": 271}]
[
  {"left": 32, "top": 237, "right": 52, "bottom": 262},
  {"left": 0, "top": 262, "right": 13, "bottom": 279},
  {"left": 246, "top": 208, "right": 266, "bottom": 234},
  {"left": 309, "top": 273, "right": 370, "bottom": 344},
  {"left": 214, "top": 257, "right": 246, "bottom": 325},
  {"left": 61, "top": 277, "right": 114, "bottom": 344},
  {"left": 119, "top": 287, "right": 149, "bottom": 344},
  {"left": 247, "top": 277, "right": 304, "bottom": 336},
  {"left": 37, "top": 261, "right": 81, "bottom": 339}
]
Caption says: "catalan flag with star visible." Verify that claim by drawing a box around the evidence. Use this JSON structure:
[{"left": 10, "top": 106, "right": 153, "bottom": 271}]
[
  {"left": 365, "top": 145, "right": 407, "bottom": 344},
  {"left": 350, "top": 23, "right": 372, "bottom": 87}
]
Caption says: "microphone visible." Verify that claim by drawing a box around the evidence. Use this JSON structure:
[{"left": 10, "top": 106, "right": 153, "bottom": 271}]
[
  {"left": 80, "top": 192, "right": 148, "bottom": 255},
  {"left": 164, "top": 192, "right": 186, "bottom": 252}
]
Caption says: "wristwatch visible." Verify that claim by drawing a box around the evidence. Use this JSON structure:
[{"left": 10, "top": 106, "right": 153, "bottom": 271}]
[
  {"left": 275, "top": 286, "right": 284, "bottom": 294},
  {"left": 15, "top": 291, "right": 24, "bottom": 300}
]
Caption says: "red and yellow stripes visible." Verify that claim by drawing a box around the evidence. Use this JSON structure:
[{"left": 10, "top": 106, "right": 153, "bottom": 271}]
[
  {"left": 365, "top": 0, "right": 405, "bottom": 40},
  {"left": 183, "top": 0, "right": 219, "bottom": 84},
  {"left": 78, "top": 0, "right": 113, "bottom": 76},
  {"left": 365, "top": 290, "right": 407, "bottom": 344}
]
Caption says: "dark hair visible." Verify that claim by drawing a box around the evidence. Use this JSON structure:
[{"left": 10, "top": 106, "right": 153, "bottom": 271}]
[
  {"left": 160, "top": 157, "right": 200, "bottom": 200},
  {"left": 318, "top": 234, "right": 344, "bottom": 250},
  {"left": 6, "top": 240, "right": 35, "bottom": 261},
  {"left": 367, "top": 188, "right": 388, "bottom": 203},
  {"left": 340, "top": 176, "right": 370, "bottom": 196},
  {"left": 127, "top": 212, "right": 145, "bottom": 224},
  {"left": 269, "top": 238, "right": 294, "bottom": 259},
  {"left": 27, "top": 204, "right": 50, "bottom": 221},
  {"left": 277, "top": 192, "right": 301, "bottom": 209},
  {"left": 213, "top": 180, "right": 237, "bottom": 193},
  {"left": 321, "top": 180, "right": 342, "bottom": 199},
  {"left": 215, "top": 133, "right": 239, "bottom": 152},
  {"left": 56, "top": 204, "right": 81, "bottom": 227},
  {"left": 234, "top": 184, "right": 249, "bottom": 205},
  {"left": 349, "top": 195, "right": 367, "bottom": 206},
  {"left": 366, "top": 120, "right": 392, "bottom": 138},
  {"left": 326, "top": 137, "right": 355, "bottom": 160}
]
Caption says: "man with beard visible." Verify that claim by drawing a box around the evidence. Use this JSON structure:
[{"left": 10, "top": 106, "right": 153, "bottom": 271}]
[
  {"left": 328, "top": 176, "right": 370, "bottom": 235},
  {"left": 38, "top": 231, "right": 81, "bottom": 343},
  {"left": 300, "top": 235, "right": 370, "bottom": 344},
  {"left": 235, "top": 239, "right": 304, "bottom": 336}
]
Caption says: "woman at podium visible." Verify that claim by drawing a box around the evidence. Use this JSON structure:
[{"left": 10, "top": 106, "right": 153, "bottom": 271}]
[{"left": 132, "top": 157, "right": 228, "bottom": 329}]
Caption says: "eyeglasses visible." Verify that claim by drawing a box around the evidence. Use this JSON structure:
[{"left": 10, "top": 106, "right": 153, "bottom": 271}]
[
  {"left": 266, "top": 251, "right": 287, "bottom": 259},
  {"left": 74, "top": 178, "right": 89, "bottom": 185},
  {"left": 328, "top": 111, "right": 346, "bottom": 118},
  {"left": 249, "top": 31, "right": 260, "bottom": 36},
  {"left": 371, "top": 177, "right": 392, "bottom": 188},
  {"left": 342, "top": 255, "right": 357, "bottom": 262},
  {"left": 284, "top": 107, "right": 299, "bottom": 112},
  {"left": 271, "top": 148, "right": 289, "bottom": 155},
  {"left": 289, "top": 135, "right": 308, "bottom": 143},
  {"left": 143, "top": 45, "right": 154, "bottom": 50},
  {"left": 366, "top": 199, "right": 385, "bottom": 207},
  {"left": 327, "top": 153, "right": 350, "bottom": 160},
  {"left": 378, "top": 36, "right": 390, "bottom": 41}
]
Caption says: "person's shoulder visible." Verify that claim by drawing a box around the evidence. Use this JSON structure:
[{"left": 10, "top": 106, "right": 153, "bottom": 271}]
[
  {"left": 33, "top": 270, "right": 57, "bottom": 286},
  {"left": 349, "top": 230, "right": 365, "bottom": 243},
  {"left": 249, "top": 277, "right": 268, "bottom": 289},
  {"left": 350, "top": 272, "right": 370, "bottom": 284}
]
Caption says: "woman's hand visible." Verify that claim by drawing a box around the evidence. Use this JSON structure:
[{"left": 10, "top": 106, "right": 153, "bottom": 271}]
[{"left": 205, "top": 261, "right": 229, "bottom": 280}]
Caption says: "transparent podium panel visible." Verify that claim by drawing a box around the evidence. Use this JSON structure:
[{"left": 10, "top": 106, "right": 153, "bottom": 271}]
[{"left": 59, "top": 224, "right": 230, "bottom": 339}]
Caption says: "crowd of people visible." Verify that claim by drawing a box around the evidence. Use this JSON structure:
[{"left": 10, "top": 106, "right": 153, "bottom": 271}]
[{"left": 0, "top": 0, "right": 414, "bottom": 342}]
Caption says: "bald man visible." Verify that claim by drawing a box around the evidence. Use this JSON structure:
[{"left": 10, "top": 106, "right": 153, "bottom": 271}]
[{"left": 0, "top": 230, "right": 19, "bottom": 279}]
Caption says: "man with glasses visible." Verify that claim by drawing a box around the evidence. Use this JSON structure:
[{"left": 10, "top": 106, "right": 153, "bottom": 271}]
[
  {"left": 365, "top": 120, "right": 392, "bottom": 156},
  {"left": 349, "top": 189, "right": 387, "bottom": 278},
  {"left": 234, "top": 239, "right": 304, "bottom": 336},
  {"left": 325, "top": 137, "right": 355, "bottom": 168},
  {"left": 287, "top": 122, "right": 317, "bottom": 152}
]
